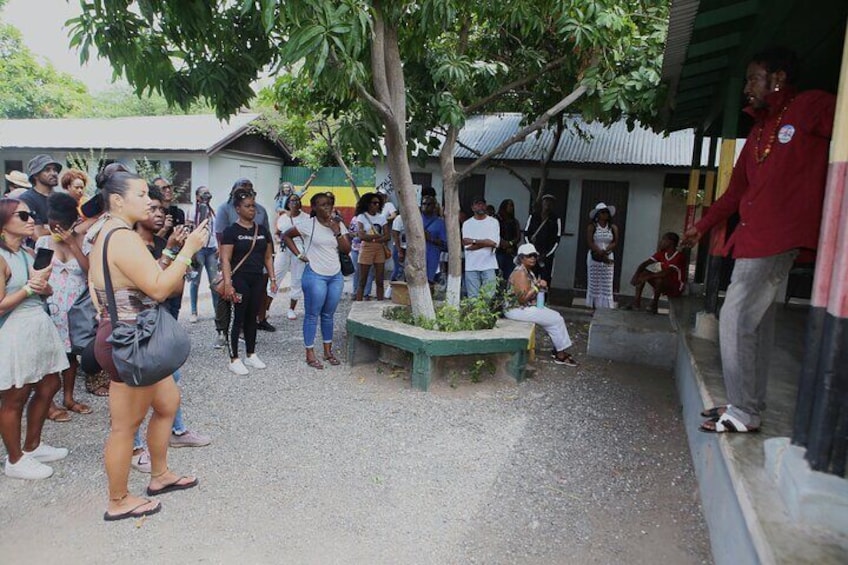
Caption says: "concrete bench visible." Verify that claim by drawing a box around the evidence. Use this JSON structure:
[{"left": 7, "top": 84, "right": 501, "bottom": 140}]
[{"left": 346, "top": 301, "right": 535, "bottom": 391}]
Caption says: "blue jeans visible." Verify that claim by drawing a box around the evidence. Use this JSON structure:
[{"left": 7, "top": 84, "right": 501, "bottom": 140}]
[
  {"left": 391, "top": 243, "right": 403, "bottom": 281},
  {"left": 301, "top": 265, "right": 343, "bottom": 348},
  {"left": 133, "top": 369, "right": 185, "bottom": 449},
  {"left": 190, "top": 247, "right": 220, "bottom": 314},
  {"left": 351, "top": 249, "right": 374, "bottom": 296},
  {"left": 465, "top": 269, "right": 497, "bottom": 298}
]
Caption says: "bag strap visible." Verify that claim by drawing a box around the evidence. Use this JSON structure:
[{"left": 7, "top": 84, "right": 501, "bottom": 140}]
[
  {"left": 529, "top": 216, "right": 547, "bottom": 244},
  {"left": 101, "top": 227, "right": 131, "bottom": 328},
  {"left": 230, "top": 222, "right": 259, "bottom": 277}
]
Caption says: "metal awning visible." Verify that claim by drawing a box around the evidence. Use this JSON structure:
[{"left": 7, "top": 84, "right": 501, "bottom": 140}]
[{"left": 660, "top": 0, "right": 848, "bottom": 135}]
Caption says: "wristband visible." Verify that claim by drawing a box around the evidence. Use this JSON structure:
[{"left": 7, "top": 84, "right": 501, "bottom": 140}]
[
  {"left": 23, "top": 284, "right": 35, "bottom": 297},
  {"left": 297, "top": 253, "right": 306, "bottom": 261},
  {"left": 162, "top": 249, "right": 177, "bottom": 260},
  {"left": 175, "top": 254, "right": 193, "bottom": 267}
]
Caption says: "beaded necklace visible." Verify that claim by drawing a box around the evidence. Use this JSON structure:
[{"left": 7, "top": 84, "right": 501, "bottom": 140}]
[{"left": 755, "top": 96, "right": 795, "bottom": 163}]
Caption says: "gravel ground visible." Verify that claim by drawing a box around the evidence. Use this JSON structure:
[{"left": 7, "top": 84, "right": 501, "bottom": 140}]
[{"left": 0, "top": 291, "right": 711, "bottom": 564}]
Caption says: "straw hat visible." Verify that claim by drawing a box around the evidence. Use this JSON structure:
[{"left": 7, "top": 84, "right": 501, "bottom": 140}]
[{"left": 4, "top": 170, "right": 32, "bottom": 189}]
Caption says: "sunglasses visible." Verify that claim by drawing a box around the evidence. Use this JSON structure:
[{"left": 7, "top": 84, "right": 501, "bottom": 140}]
[
  {"left": 14, "top": 211, "right": 36, "bottom": 222},
  {"left": 525, "top": 253, "right": 539, "bottom": 258}
]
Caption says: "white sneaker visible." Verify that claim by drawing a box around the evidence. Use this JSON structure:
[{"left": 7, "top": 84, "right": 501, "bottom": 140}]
[
  {"left": 286, "top": 309, "right": 297, "bottom": 320},
  {"left": 244, "top": 354, "right": 266, "bottom": 369},
  {"left": 5, "top": 454, "right": 53, "bottom": 480},
  {"left": 214, "top": 333, "right": 226, "bottom": 349},
  {"left": 189, "top": 313, "right": 199, "bottom": 323},
  {"left": 229, "top": 359, "right": 249, "bottom": 375},
  {"left": 131, "top": 449, "right": 151, "bottom": 473},
  {"left": 23, "top": 442, "right": 68, "bottom": 463}
]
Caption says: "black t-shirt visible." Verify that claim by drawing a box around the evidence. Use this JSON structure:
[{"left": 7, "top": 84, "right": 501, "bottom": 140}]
[
  {"left": 146, "top": 235, "right": 167, "bottom": 260},
  {"left": 18, "top": 188, "right": 49, "bottom": 226},
  {"left": 221, "top": 222, "right": 271, "bottom": 275}
]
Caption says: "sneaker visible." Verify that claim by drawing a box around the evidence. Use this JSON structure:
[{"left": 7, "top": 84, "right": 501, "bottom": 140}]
[
  {"left": 257, "top": 319, "right": 277, "bottom": 332},
  {"left": 286, "top": 309, "right": 297, "bottom": 320},
  {"left": 229, "top": 359, "right": 249, "bottom": 376},
  {"left": 214, "top": 333, "right": 226, "bottom": 349},
  {"left": 189, "top": 313, "right": 199, "bottom": 323},
  {"left": 5, "top": 454, "right": 53, "bottom": 480},
  {"left": 244, "top": 354, "right": 266, "bottom": 369},
  {"left": 23, "top": 442, "right": 68, "bottom": 463},
  {"left": 169, "top": 430, "right": 211, "bottom": 448},
  {"left": 131, "top": 450, "right": 151, "bottom": 473}
]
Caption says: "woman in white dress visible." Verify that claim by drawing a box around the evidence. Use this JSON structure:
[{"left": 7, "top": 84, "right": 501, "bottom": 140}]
[
  {"left": 586, "top": 202, "right": 618, "bottom": 309},
  {"left": 270, "top": 193, "right": 306, "bottom": 320},
  {"left": 0, "top": 198, "right": 70, "bottom": 480},
  {"left": 36, "top": 192, "right": 91, "bottom": 421}
]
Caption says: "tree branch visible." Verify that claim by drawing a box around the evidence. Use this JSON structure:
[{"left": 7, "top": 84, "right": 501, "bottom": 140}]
[
  {"left": 462, "top": 54, "right": 570, "bottom": 114},
  {"left": 442, "top": 130, "right": 532, "bottom": 191},
  {"left": 370, "top": 2, "right": 392, "bottom": 107},
  {"left": 456, "top": 83, "right": 587, "bottom": 183}
]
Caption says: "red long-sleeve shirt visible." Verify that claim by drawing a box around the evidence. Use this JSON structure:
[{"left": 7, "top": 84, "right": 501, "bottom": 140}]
[{"left": 695, "top": 87, "right": 836, "bottom": 258}]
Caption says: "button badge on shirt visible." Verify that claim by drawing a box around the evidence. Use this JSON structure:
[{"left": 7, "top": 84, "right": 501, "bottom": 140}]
[{"left": 778, "top": 124, "right": 795, "bottom": 144}]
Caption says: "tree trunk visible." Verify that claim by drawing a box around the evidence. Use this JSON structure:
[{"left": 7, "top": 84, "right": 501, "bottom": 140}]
[
  {"left": 440, "top": 126, "right": 462, "bottom": 306},
  {"left": 365, "top": 5, "right": 435, "bottom": 319},
  {"left": 535, "top": 114, "right": 564, "bottom": 206}
]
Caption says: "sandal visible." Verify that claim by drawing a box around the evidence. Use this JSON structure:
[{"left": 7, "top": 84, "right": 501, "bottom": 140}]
[
  {"left": 700, "top": 406, "right": 727, "bottom": 419},
  {"left": 554, "top": 353, "right": 579, "bottom": 367},
  {"left": 64, "top": 401, "right": 93, "bottom": 415},
  {"left": 306, "top": 358, "right": 324, "bottom": 370},
  {"left": 104, "top": 498, "right": 162, "bottom": 522},
  {"left": 699, "top": 413, "right": 759, "bottom": 433},
  {"left": 146, "top": 474, "right": 199, "bottom": 496},
  {"left": 91, "top": 386, "right": 110, "bottom": 397},
  {"left": 323, "top": 354, "right": 341, "bottom": 366},
  {"left": 48, "top": 406, "right": 72, "bottom": 423}
]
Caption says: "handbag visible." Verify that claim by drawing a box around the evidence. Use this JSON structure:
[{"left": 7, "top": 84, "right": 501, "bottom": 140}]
[
  {"left": 102, "top": 228, "right": 191, "bottom": 387},
  {"left": 339, "top": 250, "right": 355, "bottom": 276},
  {"left": 67, "top": 287, "right": 98, "bottom": 355},
  {"left": 212, "top": 223, "right": 259, "bottom": 300},
  {"left": 382, "top": 243, "right": 392, "bottom": 260}
]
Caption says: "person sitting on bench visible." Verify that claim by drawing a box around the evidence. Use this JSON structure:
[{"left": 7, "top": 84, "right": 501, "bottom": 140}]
[{"left": 626, "top": 232, "right": 686, "bottom": 313}]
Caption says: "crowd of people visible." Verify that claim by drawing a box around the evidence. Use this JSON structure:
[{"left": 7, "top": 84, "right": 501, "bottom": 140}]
[{"left": 0, "top": 153, "right": 689, "bottom": 521}]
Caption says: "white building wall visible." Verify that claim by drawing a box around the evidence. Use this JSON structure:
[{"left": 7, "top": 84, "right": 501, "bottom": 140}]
[
  {"left": 376, "top": 160, "right": 668, "bottom": 295},
  {"left": 209, "top": 152, "right": 282, "bottom": 212}
]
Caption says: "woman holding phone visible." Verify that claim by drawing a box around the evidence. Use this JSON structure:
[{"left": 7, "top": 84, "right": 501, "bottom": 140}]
[
  {"left": 88, "top": 167, "right": 209, "bottom": 521},
  {"left": 219, "top": 188, "right": 276, "bottom": 376},
  {"left": 282, "top": 192, "right": 350, "bottom": 369},
  {"left": 0, "top": 198, "right": 70, "bottom": 480},
  {"left": 36, "top": 192, "right": 91, "bottom": 421}
]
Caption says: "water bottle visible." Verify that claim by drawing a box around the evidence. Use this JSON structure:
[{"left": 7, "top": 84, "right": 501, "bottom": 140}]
[{"left": 536, "top": 289, "right": 546, "bottom": 308}]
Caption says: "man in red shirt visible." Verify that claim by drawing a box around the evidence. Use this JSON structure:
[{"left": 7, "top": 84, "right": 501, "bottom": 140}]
[
  {"left": 627, "top": 232, "right": 686, "bottom": 313},
  {"left": 682, "top": 47, "right": 836, "bottom": 433}
]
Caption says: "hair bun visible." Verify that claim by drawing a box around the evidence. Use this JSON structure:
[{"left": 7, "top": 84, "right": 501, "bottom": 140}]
[{"left": 95, "top": 162, "right": 132, "bottom": 189}]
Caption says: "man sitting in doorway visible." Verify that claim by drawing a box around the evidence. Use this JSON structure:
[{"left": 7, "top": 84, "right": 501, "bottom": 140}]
[{"left": 626, "top": 232, "right": 686, "bottom": 314}]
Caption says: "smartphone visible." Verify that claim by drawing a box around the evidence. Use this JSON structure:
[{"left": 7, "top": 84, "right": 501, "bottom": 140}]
[
  {"left": 32, "top": 248, "right": 54, "bottom": 270},
  {"left": 233, "top": 293, "right": 243, "bottom": 304}
]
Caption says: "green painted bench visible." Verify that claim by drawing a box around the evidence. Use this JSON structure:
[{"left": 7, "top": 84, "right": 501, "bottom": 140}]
[{"left": 346, "top": 301, "right": 534, "bottom": 391}]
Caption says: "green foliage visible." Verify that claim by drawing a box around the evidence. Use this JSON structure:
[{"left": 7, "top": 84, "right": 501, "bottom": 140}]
[
  {"left": 384, "top": 282, "right": 513, "bottom": 332},
  {"left": 70, "top": 86, "right": 212, "bottom": 118},
  {"left": 0, "top": 23, "right": 90, "bottom": 118}
]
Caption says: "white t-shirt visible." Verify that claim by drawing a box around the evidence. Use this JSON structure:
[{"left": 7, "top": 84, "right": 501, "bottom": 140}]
[
  {"left": 295, "top": 217, "right": 349, "bottom": 276},
  {"left": 382, "top": 201, "right": 398, "bottom": 221},
  {"left": 356, "top": 212, "right": 386, "bottom": 237},
  {"left": 392, "top": 215, "right": 407, "bottom": 249},
  {"left": 462, "top": 215, "right": 500, "bottom": 272},
  {"left": 277, "top": 213, "right": 306, "bottom": 253}
]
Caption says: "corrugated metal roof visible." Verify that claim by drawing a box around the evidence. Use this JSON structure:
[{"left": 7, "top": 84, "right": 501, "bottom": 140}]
[
  {"left": 0, "top": 113, "right": 259, "bottom": 154},
  {"left": 659, "top": 0, "right": 702, "bottom": 129},
  {"left": 442, "top": 113, "right": 707, "bottom": 167}
]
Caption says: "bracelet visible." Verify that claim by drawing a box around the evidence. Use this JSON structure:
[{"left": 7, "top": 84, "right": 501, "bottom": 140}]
[
  {"left": 175, "top": 254, "right": 192, "bottom": 267},
  {"left": 297, "top": 253, "right": 306, "bottom": 261},
  {"left": 162, "top": 249, "right": 177, "bottom": 260},
  {"left": 23, "top": 284, "right": 35, "bottom": 297}
]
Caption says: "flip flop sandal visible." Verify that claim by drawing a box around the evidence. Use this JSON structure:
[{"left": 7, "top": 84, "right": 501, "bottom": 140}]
[
  {"left": 146, "top": 476, "right": 199, "bottom": 496},
  {"left": 699, "top": 413, "right": 759, "bottom": 433},
  {"left": 554, "top": 354, "right": 579, "bottom": 367},
  {"left": 700, "top": 406, "right": 727, "bottom": 419},
  {"left": 48, "top": 408, "right": 72, "bottom": 423},
  {"left": 65, "top": 401, "right": 93, "bottom": 415},
  {"left": 103, "top": 499, "right": 161, "bottom": 522},
  {"left": 323, "top": 354, "right": 341, "bottom": 366},
  {"left": 307, "top": 358, "right": 324, "bottom": 370}
]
